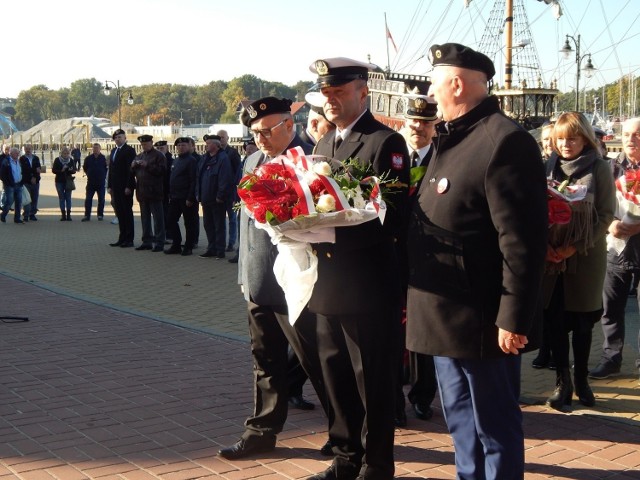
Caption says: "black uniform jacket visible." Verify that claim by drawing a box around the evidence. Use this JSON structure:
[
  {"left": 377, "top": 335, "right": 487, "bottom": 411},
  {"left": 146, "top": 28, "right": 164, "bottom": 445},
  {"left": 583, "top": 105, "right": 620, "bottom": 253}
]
[
  {"left": 406, "top": 96, "right": 548, "bottom": 359},
  {"left": 310, "top": 110, "right": 410, "bottom": 315},
  {"left": 107, "top": 143, "right": 136, "bottom": 192}
]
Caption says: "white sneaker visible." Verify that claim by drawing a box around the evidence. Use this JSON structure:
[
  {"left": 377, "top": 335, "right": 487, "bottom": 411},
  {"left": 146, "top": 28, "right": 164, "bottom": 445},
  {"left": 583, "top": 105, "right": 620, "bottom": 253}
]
[{"left": 111, "top": 218, "right": 119, "bottom": 225}]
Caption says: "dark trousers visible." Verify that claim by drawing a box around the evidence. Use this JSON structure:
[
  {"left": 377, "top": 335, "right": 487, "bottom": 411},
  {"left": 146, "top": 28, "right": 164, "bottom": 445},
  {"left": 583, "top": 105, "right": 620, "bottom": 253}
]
[
  {"left": 166, "top": 198, "right": 198, "bottom": 249},
  {"left": 407, "top": 351, "right": 437, "bottom": 407},
  {"left": 202, "top": 201, "right": 227, "bottom": 255},
  {"left": 312, "top": 308, "right": 399, "bottom": 479},
  {"left": 84, "top": 182, "right": 105, "bottom": 218},
  {"left": 24, "top": 182, "right": 39, "bottom": 217},
  {"left": 112, "top": 189, "right": 134, "bottom": 243},
  {"left": 140, "top": 199, "right": 166, "bottom": 246},
  {"left": 546, "top": 278, "right": 600, "bottom": 378},
  {"left": 434, "top": 355, "right": 524, "bottom": 480},
  {"left": 287, "top": 347, "right": 309, "bottom": 398},
  {"left": 600, "top": 265, "right": 640, "bottom": 368},
  {"left": 243, "top": 301, "right": 323, "bottom": 439}
]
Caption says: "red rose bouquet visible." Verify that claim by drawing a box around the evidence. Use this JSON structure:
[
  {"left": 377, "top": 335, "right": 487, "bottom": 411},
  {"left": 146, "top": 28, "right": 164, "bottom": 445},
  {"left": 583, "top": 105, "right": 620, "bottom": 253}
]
[
  {"left": 608, "top": 169, "right": 640, "bottom": 254},
  {"left": 546, "top": 180, "right": 588, "bottom": 273},
  {"left": 237, "top": 147, "right": 391, "bottom": 322}
]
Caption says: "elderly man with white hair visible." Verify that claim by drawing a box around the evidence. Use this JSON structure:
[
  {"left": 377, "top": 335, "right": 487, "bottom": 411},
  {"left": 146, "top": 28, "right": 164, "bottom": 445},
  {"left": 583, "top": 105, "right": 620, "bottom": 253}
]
[
  {"left": 590, "top": 117, "right": 640, "bottom": 382},
  {"left": 406, "top": 43, "right": 547, "bottom": 479}
]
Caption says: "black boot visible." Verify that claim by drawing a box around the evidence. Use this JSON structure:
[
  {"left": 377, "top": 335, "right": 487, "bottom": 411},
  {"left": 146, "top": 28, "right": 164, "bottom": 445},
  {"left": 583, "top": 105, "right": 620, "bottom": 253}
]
[
  {"left": 545, "top": 367, "right": 573, "bottom": 410},
  {"left": 60, "top": 210, "right": 66, "bottom": 221},
  {"left": 531, "top": 346, "right": 551, "bottom": 368},
  {"left": 66, "top": 211, "right": 72, "bottom": 221},
  {"left": 574, "top": 375, "right": 595, "bottom": 407}
]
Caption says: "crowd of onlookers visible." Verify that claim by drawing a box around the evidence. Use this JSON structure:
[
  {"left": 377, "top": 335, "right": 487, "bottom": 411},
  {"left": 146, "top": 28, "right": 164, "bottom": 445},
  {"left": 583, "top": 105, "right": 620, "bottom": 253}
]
[{"left": 0, "top": 133, "right": 256, "bottom": 263}]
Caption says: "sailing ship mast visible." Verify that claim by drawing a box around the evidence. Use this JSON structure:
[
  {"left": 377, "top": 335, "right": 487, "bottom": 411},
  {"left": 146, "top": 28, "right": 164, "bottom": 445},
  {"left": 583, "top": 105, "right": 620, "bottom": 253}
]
[{"left": 481, "top": 0, "right": 558, "bottom": 128}]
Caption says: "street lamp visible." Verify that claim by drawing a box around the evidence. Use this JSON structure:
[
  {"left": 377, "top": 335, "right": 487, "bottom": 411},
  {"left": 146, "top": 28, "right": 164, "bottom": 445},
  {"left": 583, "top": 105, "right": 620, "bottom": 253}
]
[
  {"left": 103, "top": 80, "right": 134, "bottom": 129},
  {"left": 560, "top": 34, "right": 596, "bottom": 111}
]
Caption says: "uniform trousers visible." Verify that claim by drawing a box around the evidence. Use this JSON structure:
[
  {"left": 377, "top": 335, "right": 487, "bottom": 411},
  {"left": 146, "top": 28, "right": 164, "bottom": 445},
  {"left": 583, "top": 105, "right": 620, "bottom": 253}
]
[
  {"left": 434, "top": 355, "right": 523, "bottom": 480},
  {"left": 166, "top": 198, "right": 198, "bottom": 249},
  {"left": 112, "top": 189, "right": 134, "bottom": 243},
  {"left": 139, "top": 199, "right": 165, "bottom": 247},
  {"left": 243, "top": 300, "right": 325, "bottom": 440},
  {"left": 312, "top": 308, "right": 398, "bottom": 479},
  {"left": 600, "top": 264, "right": 640, "bottom": 369}
]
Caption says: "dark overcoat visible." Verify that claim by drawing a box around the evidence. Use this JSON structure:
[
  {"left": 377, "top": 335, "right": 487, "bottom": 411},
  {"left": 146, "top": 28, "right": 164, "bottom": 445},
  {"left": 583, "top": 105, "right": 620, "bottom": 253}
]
[
  {"left": 309, "top": 110, "right": 410, "bottom": 315},
  {"left": 406, "top": 96, "right": 548, "bottom": 359}
]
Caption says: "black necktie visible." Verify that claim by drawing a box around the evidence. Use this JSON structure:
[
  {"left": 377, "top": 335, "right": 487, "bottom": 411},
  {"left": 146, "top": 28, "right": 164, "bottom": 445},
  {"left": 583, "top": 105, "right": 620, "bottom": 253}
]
[
  {"left": 334, "top": 136, "right": 343, "bottom": 156},
  {"left": 113, "top": 147, "right": 120, "bottom": 161},
  {"left": 411, "top": 151, "right": 420, "bottom": 168}
]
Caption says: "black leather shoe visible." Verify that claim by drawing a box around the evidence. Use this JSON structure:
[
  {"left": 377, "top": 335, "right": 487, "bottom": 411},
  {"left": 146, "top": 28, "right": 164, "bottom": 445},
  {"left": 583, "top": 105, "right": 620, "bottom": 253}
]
[
  {"left": 199, "top": 251, "right": 216, "bottom": 258},
  {"left": 135, "top": 244, "right": 152, "bottom": 251},
  {"left": 152, "top": 245, "right": 164, "bottom": 252},
  {"left": 288, "top": 395, "right": 314, "bottom": 410},
  {"left": 181, "top": 248, "right": 193, "bottom": 256},
  {"left": 228, "top": 255, "right": 239, "bottom": 263},
  {"left": 218, "top": 436, "right": 276, "bottom": 460},
  {"left": 307, "top": 460, "right": 360, "bottom": 480},
  {"left": 164, "top": 247, "right": 182, "bottom": 255},
  {"left": 413, "top": 403, "right": 433, "bottom": 421},
  {"left": 395, "top": 408, "right": 407, "bottom": 427},
  {"left": 320, "top": 439, "right": 333, "bottom": 456},
  {"left": 120, "top": 242, "right": 134, "bottom": 248},
  {"left": 109, "top": 241, "right": 122, "bottom": 247}
]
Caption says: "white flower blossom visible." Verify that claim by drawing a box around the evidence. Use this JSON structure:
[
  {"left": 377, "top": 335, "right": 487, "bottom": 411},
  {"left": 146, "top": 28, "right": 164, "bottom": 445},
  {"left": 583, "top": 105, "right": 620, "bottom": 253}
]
[
  {"left": 313, "top": 161, "right": 332, "bottom": 176},
  {"left": 316, "top": 194, "right": 336, "bottom": 212},
  {"left": 353, "top": 185, "right": 366, "bottom": 209}
]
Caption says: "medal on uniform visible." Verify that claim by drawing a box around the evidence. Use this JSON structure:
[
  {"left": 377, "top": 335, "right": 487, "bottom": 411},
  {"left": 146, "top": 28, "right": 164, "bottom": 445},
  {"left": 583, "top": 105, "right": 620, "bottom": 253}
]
[{"left": 437, "top": 178, "right": 450, "bottom": 194}]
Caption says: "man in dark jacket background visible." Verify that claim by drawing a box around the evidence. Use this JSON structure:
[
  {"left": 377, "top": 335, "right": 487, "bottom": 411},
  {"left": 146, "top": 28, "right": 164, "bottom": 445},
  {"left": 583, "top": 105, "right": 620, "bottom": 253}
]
[
  {"left": 20, "top": 144, "right": 41, "bottom": 221},
  {"left": 164, "top": 137, "right": 198, "bottom": 256},
  {"left": 107, "top": 129, "right": 136, "bottom": 247},
  {"left": 196, "top": 134, "right": 233, "bottom": 259},
  {"left": 81, "top": 143, "right": 108, "bottom": 221},
  {"left": 131, "top": 135, "right": 167, "bottom": 252}
]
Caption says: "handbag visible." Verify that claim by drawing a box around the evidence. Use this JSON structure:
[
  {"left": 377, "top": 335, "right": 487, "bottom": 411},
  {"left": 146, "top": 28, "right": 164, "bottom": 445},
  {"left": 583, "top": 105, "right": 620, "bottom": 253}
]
[
  {"left": 22, "top": 185, "right": 31, "bottom": 206},
  {"left": 65, "top": 176, "right": 76, "bottom": 191}
]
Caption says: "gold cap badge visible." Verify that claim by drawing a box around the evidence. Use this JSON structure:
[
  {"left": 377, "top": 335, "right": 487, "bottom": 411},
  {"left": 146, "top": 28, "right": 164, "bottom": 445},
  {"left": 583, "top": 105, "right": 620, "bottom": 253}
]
[{"left": 315, "top": 60, "right": 329, "bottom": 75}]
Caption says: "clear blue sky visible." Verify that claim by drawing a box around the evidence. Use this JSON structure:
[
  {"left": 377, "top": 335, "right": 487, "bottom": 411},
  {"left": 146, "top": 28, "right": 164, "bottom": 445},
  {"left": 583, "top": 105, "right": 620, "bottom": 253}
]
[{"left": 4, "top": 0, "right": 637, "bottom": 98}]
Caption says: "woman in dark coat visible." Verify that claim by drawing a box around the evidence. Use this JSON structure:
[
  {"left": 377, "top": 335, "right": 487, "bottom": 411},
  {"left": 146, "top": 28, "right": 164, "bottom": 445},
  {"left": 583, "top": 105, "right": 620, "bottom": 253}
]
[{"left": 543, "top": 112, "right": 615, "bottom": 409}]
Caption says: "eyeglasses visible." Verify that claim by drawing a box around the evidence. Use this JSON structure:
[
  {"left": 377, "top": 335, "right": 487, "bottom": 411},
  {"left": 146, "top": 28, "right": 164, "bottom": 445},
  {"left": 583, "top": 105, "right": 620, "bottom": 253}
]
[{"left": 251, "top": 120, "right": 286, "bottom": 139}]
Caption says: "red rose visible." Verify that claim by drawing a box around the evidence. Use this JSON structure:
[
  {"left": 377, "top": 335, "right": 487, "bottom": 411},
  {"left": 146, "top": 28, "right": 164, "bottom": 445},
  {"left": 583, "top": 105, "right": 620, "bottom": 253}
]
[
  {"left": 271, "top": 204, "right": 291, "bottom": 223},
  {"left": 548, "top": 198, "right": 571, "bottom": 226},
  {"left": 253, "top": 204, "right": 268, "bottom": 223},
  {"left": 309, "top": 178, "right": 325, "bottom": 196}
]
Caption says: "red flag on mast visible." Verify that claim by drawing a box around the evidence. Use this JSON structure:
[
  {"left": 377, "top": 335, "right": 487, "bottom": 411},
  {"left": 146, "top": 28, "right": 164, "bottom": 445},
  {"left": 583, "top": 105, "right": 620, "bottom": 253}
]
[{"left": 386, "top": 23, "right": 398, "bottom": 53}]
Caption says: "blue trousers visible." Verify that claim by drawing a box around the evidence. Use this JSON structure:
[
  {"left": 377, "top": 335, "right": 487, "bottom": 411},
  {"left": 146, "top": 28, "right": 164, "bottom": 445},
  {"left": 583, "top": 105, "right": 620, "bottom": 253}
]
[
  {"left": 55, "top": 182, "right": 72, "bottom": 213},
  {"left": 434, "top": 355, "right": 524, "bottom": 480},
  {"left": 1, "top": 185, "right": 23, "bottom": 221}
]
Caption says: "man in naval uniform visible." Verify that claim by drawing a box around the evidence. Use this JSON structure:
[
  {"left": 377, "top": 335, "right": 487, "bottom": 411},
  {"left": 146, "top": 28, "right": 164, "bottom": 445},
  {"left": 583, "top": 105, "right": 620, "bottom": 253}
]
[{"left": 305, "top": 57, "right": 410, "bottom": 480}]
